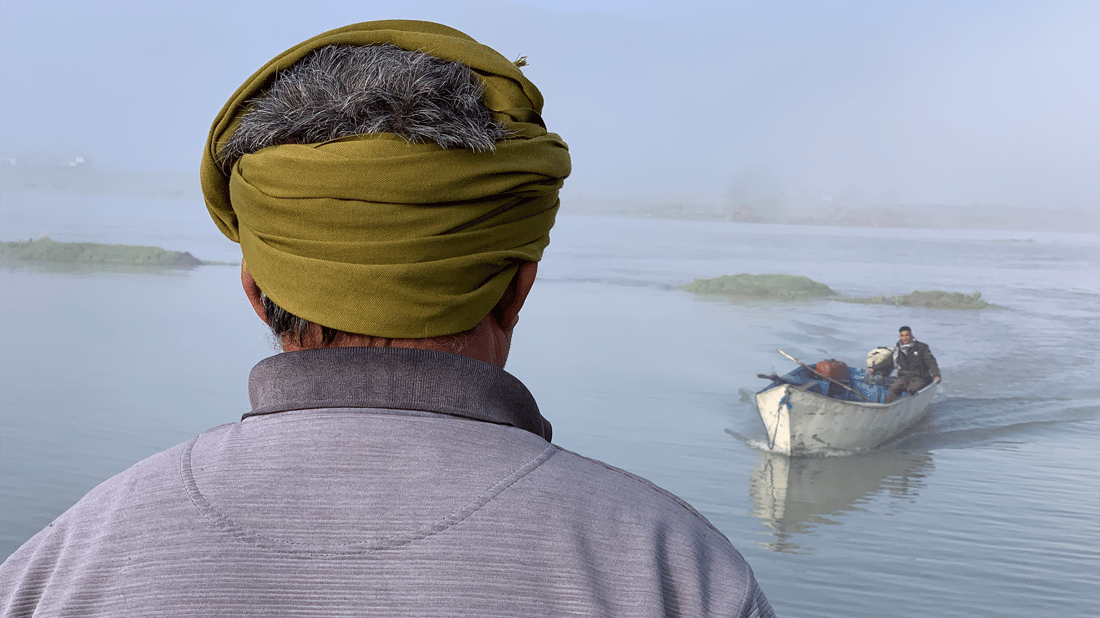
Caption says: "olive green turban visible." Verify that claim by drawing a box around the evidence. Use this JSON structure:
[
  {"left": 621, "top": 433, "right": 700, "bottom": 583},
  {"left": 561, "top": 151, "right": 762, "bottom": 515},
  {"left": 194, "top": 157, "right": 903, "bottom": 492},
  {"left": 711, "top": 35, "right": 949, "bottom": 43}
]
[{"left": 200, "top": 20, "right": 570, "bottom": 338}]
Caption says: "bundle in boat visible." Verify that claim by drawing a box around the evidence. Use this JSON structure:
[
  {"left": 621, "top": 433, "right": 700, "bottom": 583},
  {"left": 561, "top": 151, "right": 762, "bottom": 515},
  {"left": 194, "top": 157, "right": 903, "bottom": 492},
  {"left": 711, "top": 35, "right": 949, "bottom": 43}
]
[{"left": 814, "top": 359, "right": 848, "bottom": 383}]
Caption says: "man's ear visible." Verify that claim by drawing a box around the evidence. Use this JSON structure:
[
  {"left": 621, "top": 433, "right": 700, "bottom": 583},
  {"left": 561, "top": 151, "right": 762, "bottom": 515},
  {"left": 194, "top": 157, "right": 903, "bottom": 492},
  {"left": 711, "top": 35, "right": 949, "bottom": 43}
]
[
  {"left": 241, "top": 261, "right": 270, "bottom": 324},
  {"left": 495, "top": 261, "right": 538, "bottom": 331}
]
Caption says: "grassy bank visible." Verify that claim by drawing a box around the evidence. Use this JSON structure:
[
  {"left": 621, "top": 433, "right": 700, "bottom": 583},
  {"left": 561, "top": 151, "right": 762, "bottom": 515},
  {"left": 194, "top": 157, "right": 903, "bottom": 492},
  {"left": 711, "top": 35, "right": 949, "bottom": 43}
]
[
  {"left": 683, "top": 274, "right": 837, "bottom": 299},
  {"left": 684, "top": 273, "right": 997, "bottom": 309},
  {"left": 838, "top": 290, "right": 997, "bottom": 309},
  {"left": 0, "top": 237, "right": 207, "bottom": 268}
]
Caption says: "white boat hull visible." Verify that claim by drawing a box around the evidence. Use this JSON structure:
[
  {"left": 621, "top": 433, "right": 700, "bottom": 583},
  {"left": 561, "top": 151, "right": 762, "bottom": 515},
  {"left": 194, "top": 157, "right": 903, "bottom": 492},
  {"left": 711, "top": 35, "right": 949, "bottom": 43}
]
[{"left": 755, "top": 381, "right": 937, "bottom": 455}]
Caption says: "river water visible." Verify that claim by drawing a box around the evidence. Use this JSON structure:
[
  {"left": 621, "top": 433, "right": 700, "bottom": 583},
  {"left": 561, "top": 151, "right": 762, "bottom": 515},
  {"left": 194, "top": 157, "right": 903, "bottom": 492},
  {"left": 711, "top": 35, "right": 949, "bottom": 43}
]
[{"left": 1, "top": 193, "right": 1098, "bottom": 617}]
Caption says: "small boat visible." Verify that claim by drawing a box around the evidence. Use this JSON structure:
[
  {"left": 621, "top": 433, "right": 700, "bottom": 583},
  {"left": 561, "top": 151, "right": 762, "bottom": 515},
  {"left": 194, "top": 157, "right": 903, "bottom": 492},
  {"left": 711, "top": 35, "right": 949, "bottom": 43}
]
[{"left": 755, "top": 351, "right": 937, "bottom": 455}]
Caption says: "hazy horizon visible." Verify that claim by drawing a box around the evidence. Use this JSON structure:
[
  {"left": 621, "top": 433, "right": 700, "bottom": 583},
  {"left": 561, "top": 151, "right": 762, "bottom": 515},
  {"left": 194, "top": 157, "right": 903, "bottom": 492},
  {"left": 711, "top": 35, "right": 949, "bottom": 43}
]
[{"left": 1, "top": 0, "right": 1097, "bottom": 212}]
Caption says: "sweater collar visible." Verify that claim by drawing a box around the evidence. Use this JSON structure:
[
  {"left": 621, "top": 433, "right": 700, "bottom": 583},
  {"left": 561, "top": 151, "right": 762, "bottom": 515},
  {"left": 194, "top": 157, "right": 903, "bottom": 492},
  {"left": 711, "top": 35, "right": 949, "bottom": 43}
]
[{"left": 245, "top": 347, "right": 551, "bottom": 441}]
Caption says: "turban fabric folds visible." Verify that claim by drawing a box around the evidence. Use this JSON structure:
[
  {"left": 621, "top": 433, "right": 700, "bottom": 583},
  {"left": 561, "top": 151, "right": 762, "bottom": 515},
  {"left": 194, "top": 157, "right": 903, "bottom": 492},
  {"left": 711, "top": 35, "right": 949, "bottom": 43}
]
[{"left": 200, "top": 20, "right": 570, "bottom": 338}]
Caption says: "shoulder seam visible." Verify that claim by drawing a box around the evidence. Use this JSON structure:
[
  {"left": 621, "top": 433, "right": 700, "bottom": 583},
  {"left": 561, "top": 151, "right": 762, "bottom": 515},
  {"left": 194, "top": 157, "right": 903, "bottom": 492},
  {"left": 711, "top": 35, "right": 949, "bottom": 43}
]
[{"left": 179, "top": 436, "right": 558, "bottom": 556}]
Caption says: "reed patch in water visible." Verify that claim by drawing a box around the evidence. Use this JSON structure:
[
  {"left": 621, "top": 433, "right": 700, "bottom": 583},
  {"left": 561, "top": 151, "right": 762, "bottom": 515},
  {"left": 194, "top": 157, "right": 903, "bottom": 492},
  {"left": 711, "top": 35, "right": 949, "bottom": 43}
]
[
  {"left": 684, "top": 274, "right": 997, "bottom": 309},
  {"left": 683, "top": 274, "right": 837, "bottom": 299},
  {"left": 840, "top": 290, "right": 997, "bottom": 309},
  {"left": 1, "top": 236, "right": 209, "bottom": 268}
]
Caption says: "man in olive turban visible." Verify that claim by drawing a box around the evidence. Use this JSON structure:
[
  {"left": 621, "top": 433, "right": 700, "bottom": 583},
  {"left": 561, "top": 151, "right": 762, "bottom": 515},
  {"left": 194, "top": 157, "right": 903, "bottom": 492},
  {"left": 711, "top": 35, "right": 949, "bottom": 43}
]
[{"left": 0, "top": 21, "right": 774, "bottom": 617}]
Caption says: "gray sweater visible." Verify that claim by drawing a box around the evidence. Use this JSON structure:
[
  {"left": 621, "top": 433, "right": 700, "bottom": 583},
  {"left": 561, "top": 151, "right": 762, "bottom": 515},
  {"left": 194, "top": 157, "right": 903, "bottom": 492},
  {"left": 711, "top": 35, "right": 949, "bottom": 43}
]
[{"left": 1, "top": 347, "right": 774, "bottom": 617}]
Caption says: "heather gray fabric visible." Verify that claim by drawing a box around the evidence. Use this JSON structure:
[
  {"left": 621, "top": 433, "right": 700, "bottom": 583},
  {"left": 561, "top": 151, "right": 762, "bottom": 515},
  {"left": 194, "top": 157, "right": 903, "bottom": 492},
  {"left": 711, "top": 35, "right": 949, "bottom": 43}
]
[
  {"left": 244, "top": 347, "right": 552, "bottom": 440},
  {"left": 0, "top": 348, "right": 774, "bottom": 617}
]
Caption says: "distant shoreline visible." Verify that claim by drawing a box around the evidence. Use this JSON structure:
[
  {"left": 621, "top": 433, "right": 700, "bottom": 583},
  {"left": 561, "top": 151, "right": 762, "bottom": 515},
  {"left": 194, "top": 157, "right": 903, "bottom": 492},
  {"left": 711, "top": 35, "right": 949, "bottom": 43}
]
[
  {"left": 568, "top": 201, "right": 1098, "bottom": 235},
  {"left": 2, "top": 165, "right": 1096, "bottom": 235}
]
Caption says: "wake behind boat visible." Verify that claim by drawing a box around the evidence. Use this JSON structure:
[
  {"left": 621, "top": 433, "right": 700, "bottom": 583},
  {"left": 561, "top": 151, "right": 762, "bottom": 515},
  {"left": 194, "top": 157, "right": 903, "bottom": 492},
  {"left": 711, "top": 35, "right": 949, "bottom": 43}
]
[{"left": 755, "top": 350, "right": 937, "bottom": 455}]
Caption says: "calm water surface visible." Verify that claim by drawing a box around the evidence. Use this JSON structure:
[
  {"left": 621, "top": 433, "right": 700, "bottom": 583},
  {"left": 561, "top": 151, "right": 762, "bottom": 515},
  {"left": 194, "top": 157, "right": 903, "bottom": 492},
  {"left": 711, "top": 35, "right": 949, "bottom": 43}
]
[{"left": 2, "top": 193, "right": 1098, "bottom": 617}]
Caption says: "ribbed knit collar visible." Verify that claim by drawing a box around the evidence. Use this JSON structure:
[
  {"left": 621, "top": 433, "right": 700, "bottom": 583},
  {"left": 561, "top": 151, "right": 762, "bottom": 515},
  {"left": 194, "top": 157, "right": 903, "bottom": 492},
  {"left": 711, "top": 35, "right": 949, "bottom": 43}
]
[{"left": 245, "top": 347, "right": 551, "bottom": 441}]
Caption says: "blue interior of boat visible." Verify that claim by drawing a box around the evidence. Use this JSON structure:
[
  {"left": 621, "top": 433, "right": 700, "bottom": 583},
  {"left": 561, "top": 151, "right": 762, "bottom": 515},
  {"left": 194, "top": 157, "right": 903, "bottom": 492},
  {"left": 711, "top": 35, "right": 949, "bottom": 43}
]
[{"left": 765, "top": 365, "right": 892, "bottom": 403}]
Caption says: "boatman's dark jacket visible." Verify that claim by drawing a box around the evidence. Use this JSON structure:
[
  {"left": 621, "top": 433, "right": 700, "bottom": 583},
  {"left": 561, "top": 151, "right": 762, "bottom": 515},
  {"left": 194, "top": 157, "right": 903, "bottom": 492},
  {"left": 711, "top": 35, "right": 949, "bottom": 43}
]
[
  {"left": 0, "top": 347, "right": 774, "bottom": 617},
  {"left": 887, "top": 340, "right": 940, "bottom": 382}
]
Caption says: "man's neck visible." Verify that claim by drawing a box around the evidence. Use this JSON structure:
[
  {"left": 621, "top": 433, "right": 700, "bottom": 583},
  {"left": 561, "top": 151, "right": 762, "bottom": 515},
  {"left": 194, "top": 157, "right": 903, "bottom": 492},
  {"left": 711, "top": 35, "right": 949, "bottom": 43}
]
[{"left": 279, "top": 313, "right": 513, "bottom": 368}]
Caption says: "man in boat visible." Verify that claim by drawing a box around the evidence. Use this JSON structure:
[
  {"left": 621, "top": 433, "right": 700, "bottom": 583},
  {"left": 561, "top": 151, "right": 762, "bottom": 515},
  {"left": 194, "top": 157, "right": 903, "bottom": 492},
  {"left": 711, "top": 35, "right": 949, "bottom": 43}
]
[
  {"left": 0, "top": 21, "right": 774, "bottom": 617},
  {"left": 881, "top": 326, "right": 941, "bottom": 403}
]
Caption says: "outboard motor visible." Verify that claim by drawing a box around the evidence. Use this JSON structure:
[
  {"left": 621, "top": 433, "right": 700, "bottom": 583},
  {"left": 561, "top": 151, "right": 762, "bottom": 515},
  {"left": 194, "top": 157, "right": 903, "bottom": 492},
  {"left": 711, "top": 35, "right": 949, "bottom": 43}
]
[{"left": 865, "top": 346, "right": 894, "bottom": 385}]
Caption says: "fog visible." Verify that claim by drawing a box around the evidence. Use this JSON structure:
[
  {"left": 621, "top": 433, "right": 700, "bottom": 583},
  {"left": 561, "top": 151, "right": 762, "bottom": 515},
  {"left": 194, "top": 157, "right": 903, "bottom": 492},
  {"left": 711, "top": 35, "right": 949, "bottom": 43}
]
[{"left": 1, "top": 0, "right": 1097, "bottom": 214}]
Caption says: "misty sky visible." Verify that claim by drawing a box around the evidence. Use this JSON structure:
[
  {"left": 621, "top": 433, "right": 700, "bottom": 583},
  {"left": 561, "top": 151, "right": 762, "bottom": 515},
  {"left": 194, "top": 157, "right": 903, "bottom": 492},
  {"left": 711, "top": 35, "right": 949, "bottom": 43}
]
[{"left": 1, "top": 0, "right": 1097, "bottom": 210}]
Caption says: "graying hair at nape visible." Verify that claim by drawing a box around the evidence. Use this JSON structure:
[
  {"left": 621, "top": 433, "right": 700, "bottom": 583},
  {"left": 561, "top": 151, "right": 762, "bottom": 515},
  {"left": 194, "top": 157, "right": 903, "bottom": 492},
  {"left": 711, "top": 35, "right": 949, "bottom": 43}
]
[
  {"left": 260, "top": 292, "right": 340, "bottom": 348},
  {"left": 260, "top": 291, "right": 476, "bottom": 351},
  {"left": 216, "top": 44, "right": 508, "bottom": 171}
]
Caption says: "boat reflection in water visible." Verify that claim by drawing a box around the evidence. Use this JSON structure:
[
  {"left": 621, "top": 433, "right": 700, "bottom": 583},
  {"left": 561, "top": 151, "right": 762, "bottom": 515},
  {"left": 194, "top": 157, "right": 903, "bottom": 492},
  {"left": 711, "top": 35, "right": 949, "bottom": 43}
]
[{"left": 748, "top": 449, "right": 934, "bottom": 553}]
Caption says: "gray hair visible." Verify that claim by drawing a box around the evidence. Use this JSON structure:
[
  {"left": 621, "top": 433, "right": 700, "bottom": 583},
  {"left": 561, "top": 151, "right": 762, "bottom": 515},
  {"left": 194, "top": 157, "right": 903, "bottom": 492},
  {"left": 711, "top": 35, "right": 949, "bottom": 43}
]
[
  {"left": 217, "top": 44, "right": 508, "bottom": 171},
  {"left": 229, "top": 44, "right": 508, "bottom": 346},
  {"left": 261, "top": 291, "right": 476, "bottom": 351}
]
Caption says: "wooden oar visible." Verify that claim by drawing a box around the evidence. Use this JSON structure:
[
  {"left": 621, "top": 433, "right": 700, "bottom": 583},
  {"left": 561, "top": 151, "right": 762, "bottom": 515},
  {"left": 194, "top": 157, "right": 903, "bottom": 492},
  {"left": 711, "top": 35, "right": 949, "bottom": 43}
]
[{"left": 776, "top": 349, "right": 875, "bottom": 403}]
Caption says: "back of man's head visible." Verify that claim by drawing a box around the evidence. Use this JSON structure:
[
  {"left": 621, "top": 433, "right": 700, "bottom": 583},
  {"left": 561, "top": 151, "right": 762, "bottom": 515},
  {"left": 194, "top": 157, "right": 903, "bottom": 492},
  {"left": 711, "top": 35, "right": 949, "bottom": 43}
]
[
  {"left": 216, "top": 44, "right": 508, "bottom": 167},
  {"left": 200, "top": 21, "right": 570, "bottom": 344}
]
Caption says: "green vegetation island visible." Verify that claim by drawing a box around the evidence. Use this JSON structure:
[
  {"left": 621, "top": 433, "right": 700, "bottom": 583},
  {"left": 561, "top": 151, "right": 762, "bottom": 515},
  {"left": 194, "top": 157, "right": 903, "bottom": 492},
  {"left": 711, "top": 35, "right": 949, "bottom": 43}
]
[
  {"left": 839, "top": 290, "right": 995, "bottom": 310},
  {"left": 683, "top": 274, "right": 836, "bottom": 300},
  {"left": 0, "top": 237, "right": 221, "bottom": 268},
  {"left": 683, "top": 273, "right": 997, "bottom": 309}
]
